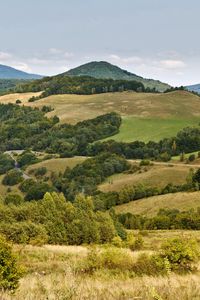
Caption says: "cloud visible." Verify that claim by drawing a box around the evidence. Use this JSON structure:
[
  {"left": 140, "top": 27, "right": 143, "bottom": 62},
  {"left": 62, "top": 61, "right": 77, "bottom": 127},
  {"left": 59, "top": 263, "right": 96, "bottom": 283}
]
[
  {"left": 0, "top": 51, "right": 12, "bottom": 61},
  {"left": 13, "top": 63, "right": 32, "bottom": 73},
  {"left": 109, "top": 54, "right": 142, "bottom": 64},
  {"left": 159, "top": 59, "right": 186, "bottom": 69},
  {"left": 49, "top": 48, "right": 63, "bottom": 55}
]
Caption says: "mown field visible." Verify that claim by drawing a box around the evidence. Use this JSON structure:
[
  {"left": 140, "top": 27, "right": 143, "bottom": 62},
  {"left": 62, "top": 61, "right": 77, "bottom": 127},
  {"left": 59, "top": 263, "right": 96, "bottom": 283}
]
[
  {"left": 1, "top": 90, "right": 200, "bottom": 142},
  {"left": 1, "top": 230, "right": 200, "bottom": 300},
  {"left": 114, "top": 191, "right": 200, "bottom": 217}
]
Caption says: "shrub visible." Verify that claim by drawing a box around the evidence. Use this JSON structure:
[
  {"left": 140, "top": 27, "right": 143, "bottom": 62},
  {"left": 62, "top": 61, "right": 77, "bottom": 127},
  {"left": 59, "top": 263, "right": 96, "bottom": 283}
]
[
  {"left": 131, "top": 253, "right": 167, "bottom": 276},
  {"left": 15, "top": 99, "right": 21, "bottom": 104},
  {"left": 4, "top": 193, "right": 23, "bottom": 206},
  {"left": 112, "top": 236, "right": 123, "bottom": 247},
  {"left": 0, "top": 235, "right": 22, "bottom": 291},
  {"left": 140, "top": 160, "right": 150, "bottom": 166},
  {"left": 34, "top": 167, "right": 47, "bottom": 177},
  {"left": 126, "top": 233, "right": 144, "bottom": 251},
  {"left": 161, "top": 238, "right": 200, "bottom": 273},
  {"left": 0, "top": 222, "right": 48, "bottom": 245},
  {"left": 2, "top": 169, "right": 23, "bottom": 186},
  {"left": 188, "top": 154, "right": 196, "bottom": 162}
]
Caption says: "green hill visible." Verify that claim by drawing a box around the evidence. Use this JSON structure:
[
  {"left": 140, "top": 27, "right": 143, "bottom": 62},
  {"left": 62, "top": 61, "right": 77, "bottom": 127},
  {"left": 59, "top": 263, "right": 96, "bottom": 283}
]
[{"left": 65, "top": 61, "right": 171, "bottom": 92}]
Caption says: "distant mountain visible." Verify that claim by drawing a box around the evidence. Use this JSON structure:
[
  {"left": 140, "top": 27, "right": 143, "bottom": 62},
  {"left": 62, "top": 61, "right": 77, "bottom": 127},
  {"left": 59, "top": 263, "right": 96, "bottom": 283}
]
[
  {"left": 186, "top": 84, "right": 200, "bottom": 94},
  {"left": 0, "top": 64, "right": 42, "bottom": 79},
  {"left": 64, "top": 61, "right": 171, "bottom": 92}
]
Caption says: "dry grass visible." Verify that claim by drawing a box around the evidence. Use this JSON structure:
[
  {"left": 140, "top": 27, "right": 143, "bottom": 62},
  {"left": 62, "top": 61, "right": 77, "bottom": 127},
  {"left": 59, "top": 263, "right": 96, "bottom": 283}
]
[
  {"left": 26, "top": 156, "right": 87, "bottom": 175},
  {"left": 1, "top": 90, "right": 198, "bottom": 123},
  {"left": 22, "top": 90, "right": 200, "bottom": 124},
  {"left": 1, "top": 238, "right": 200, "bottom": 300},
  {"left": 0, "top": 92, "right": 42, "bottom": 104},
  {"left": 99, "top": 164, "right": 190, "bottom": 192},
  {"left": 115, "top": 191, "right": 200, "bottom": 217},
  {"left": 2, "top": 272, "right": 200, "bottom": 300}
]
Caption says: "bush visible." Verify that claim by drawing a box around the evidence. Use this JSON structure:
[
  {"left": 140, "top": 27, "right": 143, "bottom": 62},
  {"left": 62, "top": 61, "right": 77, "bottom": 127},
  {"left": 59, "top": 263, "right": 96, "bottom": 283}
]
[
  {"left": 132, "top": 253, "right": 168, "bottom": 276},
  {"left": 112, "top": 236, "right": 123, "bottom": 247},
  {"left": 161, "top": 238, "right": 200, "bottom": 273},
  {"left": 0, "top": 222, "right": 48, "bottom": 245},
  {"left": 140, "top": 160, "right": 150, "bottom": 166},
  {"left": 34, "top": 167, "right": 47, "bottom": 177},
  {"left": 2, "top": 169, "right": 23, "bottom": 186},
  {"left": 188, "top": 154, "right": 196, "bottom": 162},
  {"left": 15, "top": 99, "right": 21, "bottom": 104},
  {"left": 79, "top": 247, "right": 134, "bottom": 274},
  {"left": 0, "top": 235, "right": 22, "bottom": 291},
  {"left": 4, "top": 193, "right": 23, "bottom": 206},
  {"left": 126, "top": 233, "right": 144, "bottom": 251}
]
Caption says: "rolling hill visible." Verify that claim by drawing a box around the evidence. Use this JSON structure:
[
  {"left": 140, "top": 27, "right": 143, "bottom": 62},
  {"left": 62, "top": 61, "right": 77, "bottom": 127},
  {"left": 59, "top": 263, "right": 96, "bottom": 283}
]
[
  {"left": 65, "top": 61, "right": 171, "bottom": 92},
  {"left": 0, "top": 90, "right": 200, "bottom": 142},
  {"left": 0, "top": 64, "right": 42, "bottom": 79},
  {"left": 186, "top": 83, "right": 200, "bottom": 94},
  {"left": 114, "top": 191, "right": 200, "bottom": 217}
]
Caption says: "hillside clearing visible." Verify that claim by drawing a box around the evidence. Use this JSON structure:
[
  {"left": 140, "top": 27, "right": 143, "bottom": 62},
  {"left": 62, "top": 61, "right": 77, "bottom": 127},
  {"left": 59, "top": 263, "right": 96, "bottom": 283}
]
[
  {"left": 114, "top": 191, "right": 200, "bottom": 217},
  {"left": 26, "top": 156, "right": 87, "bottom": 175},
  {"left": 99, "top": 164, "right": 191, "bottom": 192}
]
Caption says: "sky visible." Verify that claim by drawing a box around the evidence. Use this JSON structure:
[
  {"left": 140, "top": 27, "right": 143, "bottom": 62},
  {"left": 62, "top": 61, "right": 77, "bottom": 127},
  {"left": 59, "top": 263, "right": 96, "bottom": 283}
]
[{"left": 0, "top": 0, "right": 200, "bottom": 86}]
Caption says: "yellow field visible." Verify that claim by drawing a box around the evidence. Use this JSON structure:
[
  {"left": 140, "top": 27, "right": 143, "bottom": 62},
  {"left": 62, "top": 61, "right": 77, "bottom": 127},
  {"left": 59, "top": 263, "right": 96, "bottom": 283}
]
[
  {"left": 1, "top": 90, "right": 200, "bottom": 122},
  {"left": 0, "top": 92, "right": 42, "bottom": 104},
  {"left": 99, "top": 164, "right": 191, "bottom": 192},
  {"left": 115, "top": 191, "right": 200, "bottom": 217}
]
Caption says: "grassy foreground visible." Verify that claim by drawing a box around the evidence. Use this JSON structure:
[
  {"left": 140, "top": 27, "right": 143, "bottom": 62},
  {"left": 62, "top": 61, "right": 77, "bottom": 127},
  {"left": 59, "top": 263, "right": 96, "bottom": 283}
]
[{"left": 1, "top": 230, "right": 200, "bottom": 300}]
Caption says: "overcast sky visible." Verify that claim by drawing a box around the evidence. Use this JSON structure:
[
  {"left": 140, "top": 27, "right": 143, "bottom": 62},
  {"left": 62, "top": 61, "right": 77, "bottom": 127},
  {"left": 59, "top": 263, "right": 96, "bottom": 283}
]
[{"left": 0, "top": 0, "right": 199, "bottom": 86}]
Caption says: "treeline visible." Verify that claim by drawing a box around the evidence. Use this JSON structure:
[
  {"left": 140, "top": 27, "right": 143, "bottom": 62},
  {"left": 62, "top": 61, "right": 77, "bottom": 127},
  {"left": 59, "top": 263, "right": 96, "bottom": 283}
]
[
  {"left": 1, "top": 103, "right": 200, "bottom": 161},
  {"left": 3, "top": 153, "right": 129, "bottom": 201},
  {"left": 93, "top": 182, "right": 197, "bottom": 211},
  {"left": 0, "top": 103, "right": 121, "bottom": 156},
  {"left": 0, "top": 192, "right": 125, "bottom": 245},
  {"left": 118, "top": 208, "right": 200, "bottom": 230},
  {"left": 0, "top": 79, "right": 26, "bottom": 94},
  {"left": 14, "top": 75, "right": 147, "bottom": 97},
  {"left": 87, "top": 126, "right": 200, "bottom": 161}
]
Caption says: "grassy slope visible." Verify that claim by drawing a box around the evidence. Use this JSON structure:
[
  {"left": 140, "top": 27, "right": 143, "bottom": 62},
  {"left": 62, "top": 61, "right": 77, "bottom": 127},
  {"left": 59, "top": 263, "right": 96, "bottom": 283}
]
[
  {"left": 99, "top": 164, "right": 191, "bottom": 192},
  {"left": 114, "top": 191, "right": 200, "bottom": 217},
  {"left": 0, "top": 92, "right": 42, "bottom": 104},
  {"left": 0, "top": 90, "right": 200, "bottom": 142},
  {"left": 26, "top": 157, "right": 87, "bottom": 175}
]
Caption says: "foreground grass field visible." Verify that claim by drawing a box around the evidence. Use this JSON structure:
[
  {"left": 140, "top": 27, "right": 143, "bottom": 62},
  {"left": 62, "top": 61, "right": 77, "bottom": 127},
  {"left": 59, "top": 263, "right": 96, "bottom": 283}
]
[
  {"left": 1, "top": 230, "right": 200, "bottom": 300},
  {"left": 1, "top": 90, "right": 200, "bottom": 142},
  {"left": 114, "top": 191, "right": 200, "bottom": 217}
]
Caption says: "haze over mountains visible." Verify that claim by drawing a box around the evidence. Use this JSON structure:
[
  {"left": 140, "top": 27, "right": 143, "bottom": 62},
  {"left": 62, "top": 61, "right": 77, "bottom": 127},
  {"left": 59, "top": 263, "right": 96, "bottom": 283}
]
[
  {"left": 1, "top": 61, "right": 200, "bottom": 94},
  {"left": 186, "top": 83, "right": 200, "bottom": 94},
  {"left": 0, "top": 64, "right": 42, "bottom": 79}
]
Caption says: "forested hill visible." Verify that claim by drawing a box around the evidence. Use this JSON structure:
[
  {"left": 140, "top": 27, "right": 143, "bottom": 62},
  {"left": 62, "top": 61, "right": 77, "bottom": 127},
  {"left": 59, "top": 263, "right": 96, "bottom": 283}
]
[
  {"left": 14, "top": 75, "right": 147, "bottom": 97},
  {"left": 64, "top": 61, "right": 171, "bottom": 92},
  {"left": 0, "top": 64, "right": 42, "bottom": 79}
]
